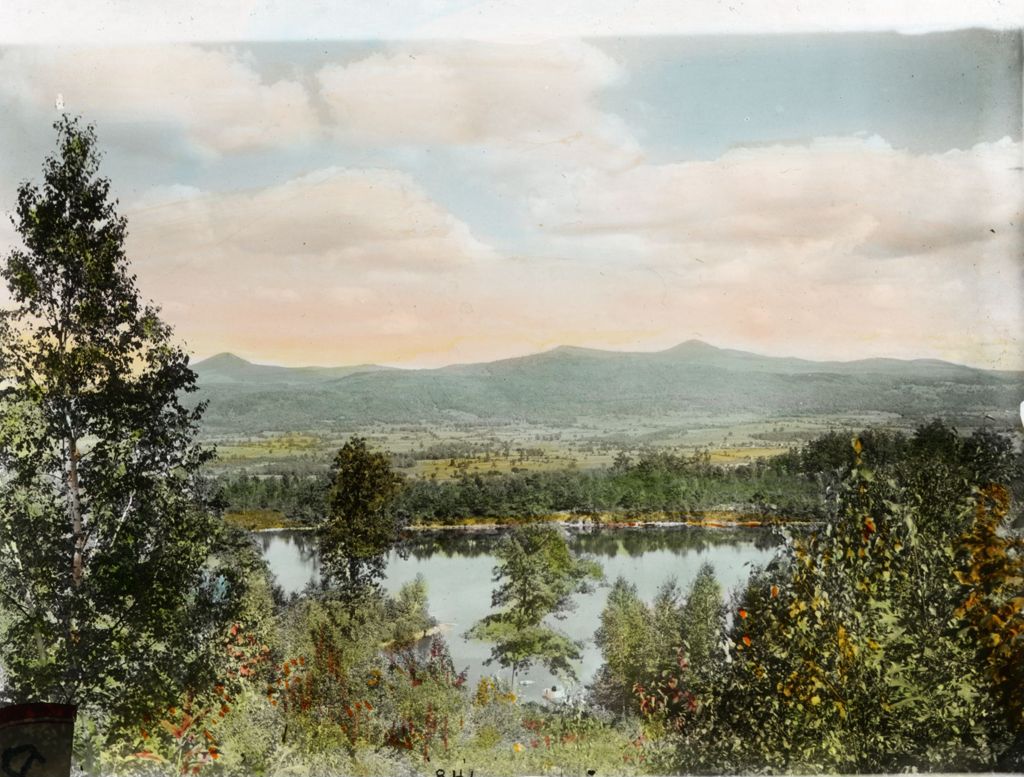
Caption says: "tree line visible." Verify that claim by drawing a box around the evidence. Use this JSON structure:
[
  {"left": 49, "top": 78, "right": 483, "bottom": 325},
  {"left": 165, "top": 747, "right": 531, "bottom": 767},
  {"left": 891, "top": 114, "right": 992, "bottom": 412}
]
[{"left": 219, "top": 451, "right": 823, "bottom": 525}]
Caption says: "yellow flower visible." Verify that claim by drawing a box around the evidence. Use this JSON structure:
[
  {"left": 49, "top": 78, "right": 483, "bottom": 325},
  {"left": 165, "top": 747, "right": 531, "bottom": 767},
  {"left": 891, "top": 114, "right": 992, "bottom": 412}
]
[{"left": 512, "top": 742, "right": 525, "bottom": 753}]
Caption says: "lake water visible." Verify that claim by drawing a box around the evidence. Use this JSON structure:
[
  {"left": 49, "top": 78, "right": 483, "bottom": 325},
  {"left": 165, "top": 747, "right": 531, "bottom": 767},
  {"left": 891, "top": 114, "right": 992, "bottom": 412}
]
[{"left": 257, "top": 526, "right": 781, "bottom": 701}]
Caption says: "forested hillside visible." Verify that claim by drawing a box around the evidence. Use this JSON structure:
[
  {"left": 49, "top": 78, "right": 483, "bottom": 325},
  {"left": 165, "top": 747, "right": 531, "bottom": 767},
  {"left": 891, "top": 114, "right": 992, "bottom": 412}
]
[{"left": 192, "top": 342, "right": 1024, "bottom": 434}]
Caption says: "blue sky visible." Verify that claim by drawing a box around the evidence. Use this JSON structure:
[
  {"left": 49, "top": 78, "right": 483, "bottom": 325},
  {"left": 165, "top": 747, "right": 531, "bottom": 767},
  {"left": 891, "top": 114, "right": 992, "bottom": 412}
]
[
  {"left": 0, "top": 29, "right": 1020, "bottom": 369},
  {"left": 599, "top": 32, "right": 1021, "bottom": 158}
]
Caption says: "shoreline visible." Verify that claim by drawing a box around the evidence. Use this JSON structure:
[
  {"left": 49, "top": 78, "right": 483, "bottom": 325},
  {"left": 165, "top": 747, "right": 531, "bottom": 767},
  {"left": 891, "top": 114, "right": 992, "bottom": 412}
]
[{"left": 240, "top": 509, "right": 819, "bottom": 534}]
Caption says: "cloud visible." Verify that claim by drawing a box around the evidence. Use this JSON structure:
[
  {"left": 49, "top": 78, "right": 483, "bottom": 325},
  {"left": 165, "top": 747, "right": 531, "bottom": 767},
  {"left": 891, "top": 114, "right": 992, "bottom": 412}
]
[
  {"left": 129, "top": 167, "right": 497, "bottom": 270},
  {"left": 0, "top": 36, "right": 1018, "bottom": 371},
  {"left": 317, "top": 40, "right": 634, "bottom": 152},
  {"left": 113, "top": 166, "right": 521, "bottom": 364},
  {"left": 533, "top": 135, "right": 1022, "bottom": 263},
  {"left": 0, "top": 46, "right": 318, "bottom": 154},
  {"left": 3, "top": 128, "right": 1016, "bottom": 371},
  {"left": 495, "top": 134, "right": 1023, "bottom": 369}
]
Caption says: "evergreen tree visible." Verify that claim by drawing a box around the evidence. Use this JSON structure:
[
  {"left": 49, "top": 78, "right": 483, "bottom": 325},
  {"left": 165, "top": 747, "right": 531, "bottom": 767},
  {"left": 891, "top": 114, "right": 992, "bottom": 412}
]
[
  {"left": 319, "top": 436, "right": 404, "bottom": 599},
  {"left": 469, "top": 525, "right": 601, "bottom": 684},
  {"left": 678, "top": 564, "right": 723, "bottom": 674},
  {"left": 593, "top": 577, "right": 655, "bottom": 711}
]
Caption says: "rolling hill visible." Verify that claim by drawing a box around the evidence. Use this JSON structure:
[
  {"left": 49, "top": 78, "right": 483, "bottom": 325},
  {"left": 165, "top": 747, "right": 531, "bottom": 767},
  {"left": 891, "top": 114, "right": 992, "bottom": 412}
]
[{"left": 190, "top": 341, "right": 1024, "bottom": 435}]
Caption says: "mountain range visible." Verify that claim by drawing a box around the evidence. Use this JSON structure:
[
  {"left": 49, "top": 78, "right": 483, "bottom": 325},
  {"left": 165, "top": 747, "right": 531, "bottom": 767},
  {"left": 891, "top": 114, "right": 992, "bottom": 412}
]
[{"left": 190, "top": 341, "right": 1024, "bottom": 436}]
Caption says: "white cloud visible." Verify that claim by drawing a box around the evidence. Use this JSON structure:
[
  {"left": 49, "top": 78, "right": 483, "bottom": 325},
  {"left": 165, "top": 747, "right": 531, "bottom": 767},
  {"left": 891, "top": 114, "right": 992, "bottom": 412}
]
[
  {"left": 534, "top": 135, "right": 1023, "bottom": 264},
  {"left": 0, "top": 46, "right": 318, "bottom": 154},
  {"left": 317, "top": 40, "right": 635, "bottom": 153},
  {"left": 116, "top": 166, "right": 516, "bottom": 364},
  {"left": 128, "top": 166, "right": 497, "bottom": 272}
]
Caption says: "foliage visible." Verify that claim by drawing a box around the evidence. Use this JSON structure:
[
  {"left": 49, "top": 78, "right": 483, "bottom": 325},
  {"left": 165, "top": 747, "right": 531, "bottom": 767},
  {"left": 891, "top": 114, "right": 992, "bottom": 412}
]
[
  {"left": 217, "top": 456, "right": 821, "bottom": 526},
  {"left": 319, "top": 437, "right": 405, "bottom": 601},
  {"left": 222, "top": 508, "right": 305, "bottom": 531},
  {"left": 267, "top": 626, "right": 383, "bottom": 756},
  {"left": 52, "top": 418, "right": 1023, "bottom": 775},
  {"left": 954, "top": 484, "right": 1024, "bottom": 736},
  {"left": 645, "top": 426, "right": 1021, "bottom": 773},
  {"left": 398, "top": 460, "right": 820, "bottom": 522},
  {"left": 594, "top": 568, "right": 721, "bottom": 719},
  {"left": 382, "top": 576, "right": 434, "bottom": 648},
  {"left": 219, "top": 472, "right": 327, "bottom": 525},
  {"left": 0, "top": 116, "right": 244, "bottom": 722},
  {"left": 382, "top": 636, "right": 468, "bottom": 761},
  {"left": 469, "top": 525, "right": 602, "bottom": 683},
  {"left": 593, "top": 579, "right": 658, "bottom": 712},
  {"left": 679, "top": 564, "right": 724, "bottom": 674}
]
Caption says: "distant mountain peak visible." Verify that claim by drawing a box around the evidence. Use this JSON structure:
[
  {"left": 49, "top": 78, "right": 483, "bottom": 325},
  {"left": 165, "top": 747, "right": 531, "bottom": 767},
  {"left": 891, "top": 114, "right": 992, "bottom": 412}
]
[
  {"left": 548, "top": 344, "right": 607, "bottom": 356},
  {"left": 667, "top": 339, "right": 718, "bottom": 352},
  {"left": 194, "top": 352, "right": 252, "bottom": 369}
]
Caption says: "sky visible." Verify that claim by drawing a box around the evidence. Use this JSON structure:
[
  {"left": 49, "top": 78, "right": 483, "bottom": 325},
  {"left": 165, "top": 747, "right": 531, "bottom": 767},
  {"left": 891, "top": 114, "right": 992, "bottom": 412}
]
[{"left": 0, "top": 8, "right": 1021, "bottom": 369}]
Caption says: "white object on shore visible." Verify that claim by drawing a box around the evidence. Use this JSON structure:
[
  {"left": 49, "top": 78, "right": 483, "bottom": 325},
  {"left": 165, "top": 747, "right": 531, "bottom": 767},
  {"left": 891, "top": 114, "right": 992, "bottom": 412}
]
[{"left": 542, "top": 685, "right": 566, "bottom": 703}]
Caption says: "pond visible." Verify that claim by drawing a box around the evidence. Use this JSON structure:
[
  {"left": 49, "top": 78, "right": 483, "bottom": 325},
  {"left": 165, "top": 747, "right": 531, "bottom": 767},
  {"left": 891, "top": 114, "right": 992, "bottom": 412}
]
[{"left": 256, "top": 526, "right": 782, "bottom": 701}]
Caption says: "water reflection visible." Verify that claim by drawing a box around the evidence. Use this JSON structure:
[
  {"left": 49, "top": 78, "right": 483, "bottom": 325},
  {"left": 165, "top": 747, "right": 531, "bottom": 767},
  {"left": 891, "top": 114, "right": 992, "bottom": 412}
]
[
  {"left": 400, "top": 524, "right": 782, "bottom": 560},
  {"left": 259, "top": 525, "right": 781, "bottom": 701},
  {"left": 258, "top": 529, "right": 321, "bottom": 593}
]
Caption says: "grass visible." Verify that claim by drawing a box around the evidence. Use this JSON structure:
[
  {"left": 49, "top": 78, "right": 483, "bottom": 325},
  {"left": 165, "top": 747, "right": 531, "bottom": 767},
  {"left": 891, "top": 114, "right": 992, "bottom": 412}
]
[
  {"left": 223, "top": 509, "right": 308, "bottom": 531},
  {"left": 707, "top": 446, "right": 786, "bottom": 464},
  {"left": 414, "top": 453, "right": 581, "bottom": 479},
  {"left": 213, "top": 432, "right": 329, "bottom": 460},
  {"left": 203, "top": 411, "right": 916, "bottom": 479}
]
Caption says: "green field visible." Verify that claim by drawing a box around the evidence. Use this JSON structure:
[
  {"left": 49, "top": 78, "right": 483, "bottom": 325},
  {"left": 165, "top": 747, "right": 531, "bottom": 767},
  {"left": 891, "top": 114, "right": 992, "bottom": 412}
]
[{"left": 204, "top": 410, "right": 928, "bottom": 477}]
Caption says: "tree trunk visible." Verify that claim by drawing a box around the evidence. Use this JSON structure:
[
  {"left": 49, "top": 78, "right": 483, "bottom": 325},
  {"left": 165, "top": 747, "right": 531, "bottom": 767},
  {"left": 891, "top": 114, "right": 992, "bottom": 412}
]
[{"left": 68, "top": 438, "right": 84, "bottom": 587}]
